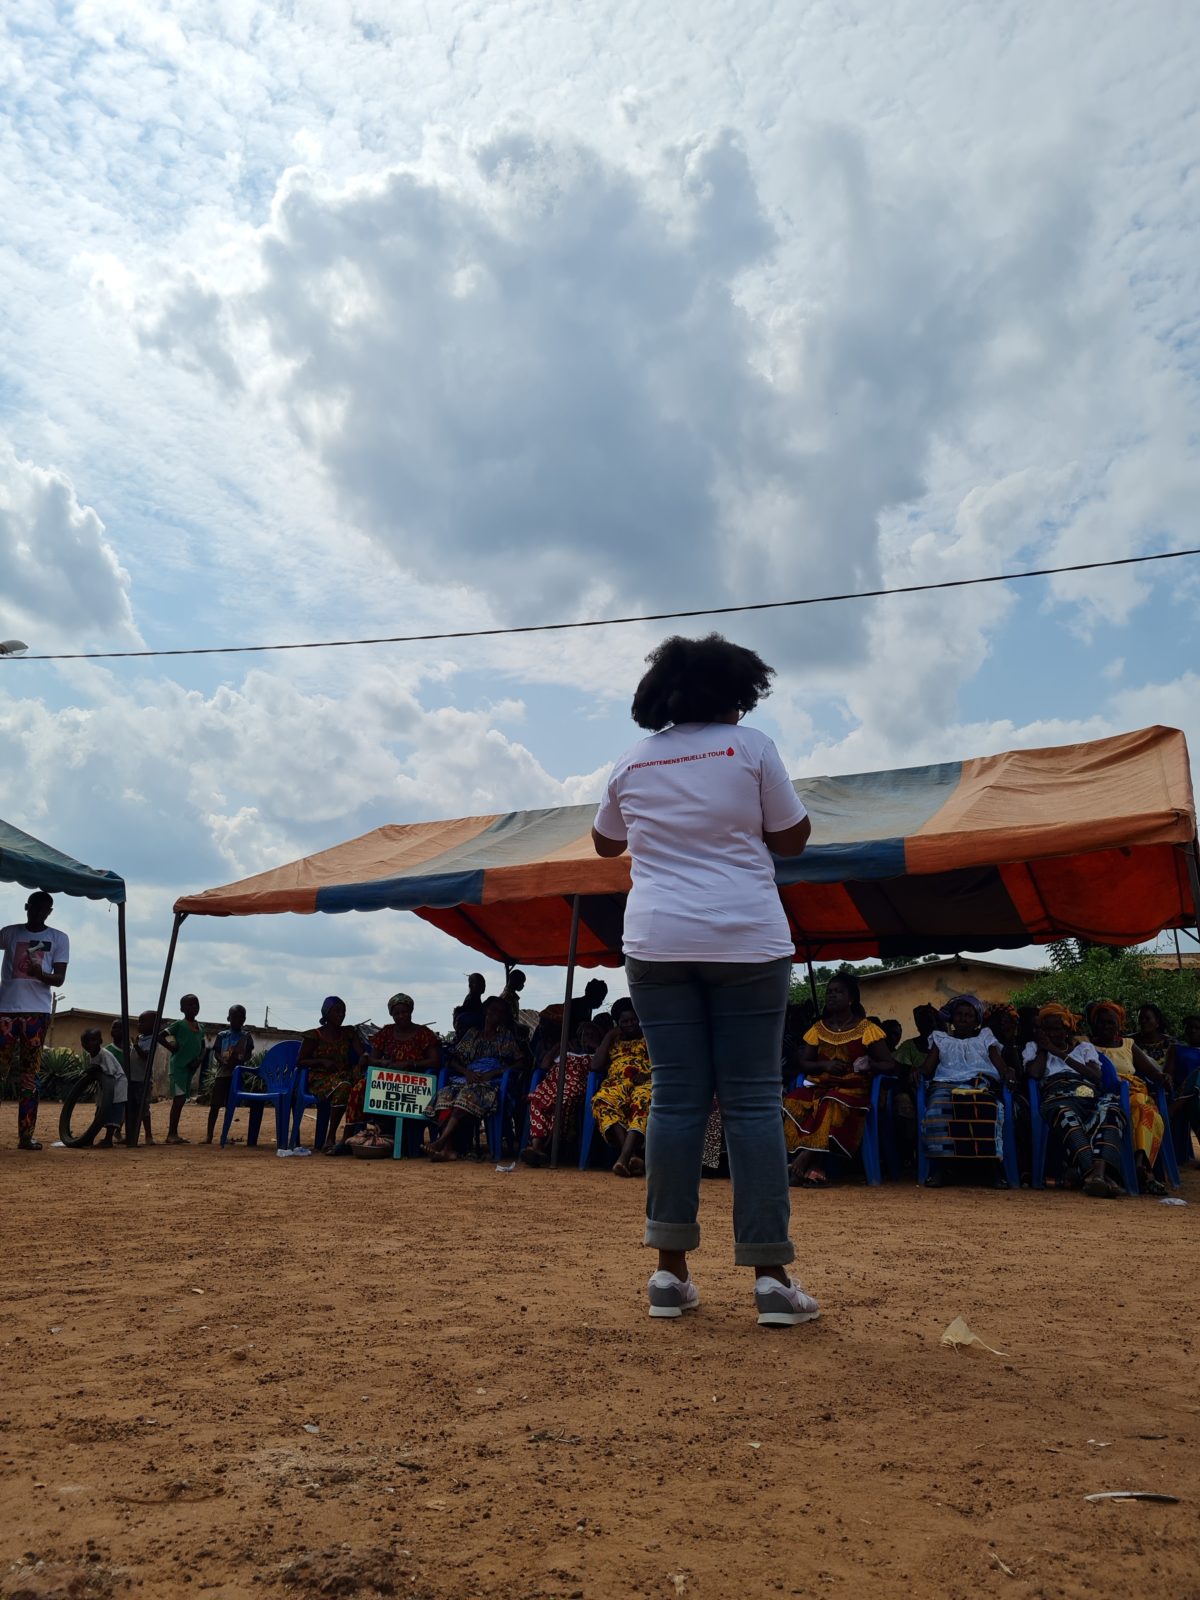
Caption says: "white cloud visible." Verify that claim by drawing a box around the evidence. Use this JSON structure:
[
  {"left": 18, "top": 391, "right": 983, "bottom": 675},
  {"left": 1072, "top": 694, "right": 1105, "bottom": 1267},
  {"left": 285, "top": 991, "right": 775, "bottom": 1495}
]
[
  {"left": 0, "top": 434, "right": 135, "bottom": 647},
  {"left": 0, "top": 657, "right": 608, "bottom": 1027},
  {"left": 1, "top": 0, "right": 1198, "bottom": 1020}
]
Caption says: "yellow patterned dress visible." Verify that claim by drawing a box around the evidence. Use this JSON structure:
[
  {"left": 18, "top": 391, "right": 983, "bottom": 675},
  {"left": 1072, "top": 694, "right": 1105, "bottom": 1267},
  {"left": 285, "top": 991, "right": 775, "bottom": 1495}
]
[
  {"left": 782, "top": 1018, "right": 885, "bottom": 1156},
  {"left": 591, "top": 1037, "right": 653, "bottom": 1138},
  {"left": 1103, "top": 1039, "right": 1164, "bottom": 1166}
]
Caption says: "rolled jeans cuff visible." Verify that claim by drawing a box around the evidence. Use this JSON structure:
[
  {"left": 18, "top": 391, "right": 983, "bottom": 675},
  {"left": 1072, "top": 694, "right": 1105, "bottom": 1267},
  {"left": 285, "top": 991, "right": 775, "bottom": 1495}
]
[
  {"left": 733, "top": 1238, "right": 795, "bottom": 1268},
  {"left": 643, "top": 1219, "right": 701, "bottom": 1252}
]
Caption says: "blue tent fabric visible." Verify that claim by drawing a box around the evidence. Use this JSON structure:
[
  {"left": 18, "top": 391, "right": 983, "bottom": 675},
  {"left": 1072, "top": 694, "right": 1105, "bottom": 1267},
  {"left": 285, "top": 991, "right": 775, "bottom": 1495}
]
[{"left": 0, "top": 818, "right": 126, "bottom": 904}]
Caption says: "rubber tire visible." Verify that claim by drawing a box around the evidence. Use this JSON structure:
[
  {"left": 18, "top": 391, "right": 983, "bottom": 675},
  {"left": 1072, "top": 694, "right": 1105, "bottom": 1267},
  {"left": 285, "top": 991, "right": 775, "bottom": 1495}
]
[{"left": 59, "top": 1067, "right": 115, "bottom": 1148}]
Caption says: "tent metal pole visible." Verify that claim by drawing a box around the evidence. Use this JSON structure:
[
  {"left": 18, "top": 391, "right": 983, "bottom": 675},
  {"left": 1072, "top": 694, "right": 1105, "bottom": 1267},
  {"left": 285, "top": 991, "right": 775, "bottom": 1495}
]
[
  {"left": 133, "top": 911, "right": 185, "bottom": 1147},
  {"left": 550, "top": 895, "right": 582, "bottom": 1170},
  {"left": 804, "top": 944, "right": 820, "bottom": 1012},
  {"left": 116, "top": 901, "right": 131, "bottom": 1117},
  {"left": 1186, "top": 844, "right": 1200, "bottom": 953}
]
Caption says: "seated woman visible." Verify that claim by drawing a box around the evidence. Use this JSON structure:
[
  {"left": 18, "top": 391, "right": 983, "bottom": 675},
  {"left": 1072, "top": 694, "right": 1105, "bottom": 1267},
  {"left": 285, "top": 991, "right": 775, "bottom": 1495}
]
[
  {"left": 1024, "top": 1003, "right": 1126, "bottom": 1197},
  {"left": 1167, "top": 1014, "right": 1200, "bottom": 1162},
  {"left": 783, "top": 974, "right": 893, "bottom": 1187},
  {"left": 589, "top": 998, "right": 652, "bottom": 1178},
  {"left": 347, "top": 992, "right": 441, "bottom": 1133},
  {"left": 1133, "top": 1003, "right": 1173, "bottom": 1067},
  {"left": 520, "top": 1011, "right": 601, "bottom": 1166},
  {"left": 296, "top": 997, "right": 364, "bottom": 1154},
  {"left": 1084, "top": 999, "right": 1171, "bottom": 1194},
  {"left": 919, "top": 995, "right": 1014, "bottom": 1187},
  {"left": 426, "top": 995, "right": 522, "bottom": 1162}
]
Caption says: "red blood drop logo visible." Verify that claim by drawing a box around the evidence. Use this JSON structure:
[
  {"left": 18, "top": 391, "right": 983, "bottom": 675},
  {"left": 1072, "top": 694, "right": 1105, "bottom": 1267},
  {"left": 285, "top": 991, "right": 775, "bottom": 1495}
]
[{"left": 727, "top": 747, "right": 735, "bottom": 757}]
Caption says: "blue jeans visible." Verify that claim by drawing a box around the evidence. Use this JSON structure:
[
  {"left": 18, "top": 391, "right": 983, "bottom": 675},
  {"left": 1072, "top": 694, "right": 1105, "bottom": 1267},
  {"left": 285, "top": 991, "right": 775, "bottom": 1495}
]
[{"left": 625, "top": 956, "right": 794, "bottom": 1267}]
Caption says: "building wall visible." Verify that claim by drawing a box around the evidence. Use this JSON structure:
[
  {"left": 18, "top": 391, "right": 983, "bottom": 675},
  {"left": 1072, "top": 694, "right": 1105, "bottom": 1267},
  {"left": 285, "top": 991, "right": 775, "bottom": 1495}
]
[{"left": 854, "top": 961, "right": 1031, "bottom": 1028}]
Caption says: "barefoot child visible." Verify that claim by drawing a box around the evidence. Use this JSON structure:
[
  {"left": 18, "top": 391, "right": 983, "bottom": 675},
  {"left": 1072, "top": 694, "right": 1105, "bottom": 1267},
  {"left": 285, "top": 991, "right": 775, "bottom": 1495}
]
[
  {"left": 82, "top": 1025, "right": 126, "bottom": 1147},
  {"left": 165, "top": 993, "right": 207, "bottom": 1144},
  {"left": 207, "top": 1006, "right": 255, "bottom": 1143},
  {"left": 126, "top": 1011, "right": 169, "bottom": 1145}
]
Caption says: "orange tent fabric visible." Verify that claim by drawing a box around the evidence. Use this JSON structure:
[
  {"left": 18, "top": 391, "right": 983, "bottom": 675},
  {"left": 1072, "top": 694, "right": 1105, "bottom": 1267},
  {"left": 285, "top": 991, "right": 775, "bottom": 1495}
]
[{"left": 174, "top": 725, "right": 1197, "bottom": 966}]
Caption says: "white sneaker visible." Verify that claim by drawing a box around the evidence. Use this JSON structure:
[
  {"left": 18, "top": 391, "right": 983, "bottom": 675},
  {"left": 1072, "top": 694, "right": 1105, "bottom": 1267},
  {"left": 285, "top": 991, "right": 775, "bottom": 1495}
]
[
  {"left": 647, "top": 1270, "right": 700, "bottom": 1318},
  {"left": 754, "top": 1276, "right": 820, "bottom": 1327}
]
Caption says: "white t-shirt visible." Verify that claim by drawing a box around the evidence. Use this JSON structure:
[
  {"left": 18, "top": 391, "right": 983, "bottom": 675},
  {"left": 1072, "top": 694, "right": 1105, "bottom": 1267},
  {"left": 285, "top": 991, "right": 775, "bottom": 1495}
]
[
  {"left": 930, "top": 1027, "right": 1001, "bottom": 1085},
  {"left": 1022, "top": 1038, "right": 1094, "bottom": 1081},
  {"left": 0, "top": 923, "right": 69, "bottom": 1014},
  {"left": 594, "top": 722, "right": 808, "bottom": 962},
  {"left": 91, "top": 1046, "right": 129, "bottom": 1106}
]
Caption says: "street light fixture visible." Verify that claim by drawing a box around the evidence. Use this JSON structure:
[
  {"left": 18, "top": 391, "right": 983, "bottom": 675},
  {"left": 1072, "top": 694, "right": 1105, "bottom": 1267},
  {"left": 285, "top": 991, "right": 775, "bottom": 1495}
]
[{"left": 0, "top": 641, "right": 29, "bottom": 657}]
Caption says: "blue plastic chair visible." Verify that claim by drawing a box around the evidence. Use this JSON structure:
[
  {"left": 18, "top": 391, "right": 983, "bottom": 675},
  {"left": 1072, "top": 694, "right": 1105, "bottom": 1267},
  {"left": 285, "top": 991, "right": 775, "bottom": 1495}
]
[
  {"left": 485, "top": 1066, "right": 519, "bottom": 1159},
  {"left": 860, "top": 1073, "right": 900, "bottom": 1186},
  {"left": 221, "top": 1040, "right": 301, "bottom": 1148},
  {"left": 579, "top": 1069, "right": 618, "bottom": 1170},
  {"left": 1028, "top": 1062, "right": 1175, "bottom": 1195},
  {"left": 1095, "top": 1053, "right": 1178, "bottom": 1192},
  {"left": 426, "top": 1056, "right": 515, "bottom": 1159},
  {"left": 1028, "top": 1077, "right": 1050, "bottom": 1186},
  {"left": 1113, "top": 1077, "right": 1180, "bottom": 1192},
  {"left": 916, "top": 1078, "right": 1019, "bottom": 1188},
  {"left": 1171, "top": 1107, "right": 1195, "bottom": 1169},
  {"left": 1153, "top": 1083, "right": 1182, "bottom": 1188},
  {"left": 290, "top": 1065, "right": 333, "bottom": 1151},
  {"left": 1029, "top": 1069, "right": 1128, "bottom": 1190},
  {"left": 783, "top": 1071, "right": 898, "bottom": 1186}
]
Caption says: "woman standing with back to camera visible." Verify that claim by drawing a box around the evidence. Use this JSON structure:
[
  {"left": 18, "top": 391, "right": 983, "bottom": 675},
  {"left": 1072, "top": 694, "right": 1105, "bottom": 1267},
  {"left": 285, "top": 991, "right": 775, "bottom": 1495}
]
[{"left": 591, "top": 634, "right": 818, "bottom": 1327}]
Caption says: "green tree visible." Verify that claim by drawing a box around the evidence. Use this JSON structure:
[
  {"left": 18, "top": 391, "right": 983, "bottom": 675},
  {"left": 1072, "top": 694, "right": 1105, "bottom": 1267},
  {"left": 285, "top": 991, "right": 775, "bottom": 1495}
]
[{"left": 1011, "top": 948, "right": 1200, "bottom": 1031}]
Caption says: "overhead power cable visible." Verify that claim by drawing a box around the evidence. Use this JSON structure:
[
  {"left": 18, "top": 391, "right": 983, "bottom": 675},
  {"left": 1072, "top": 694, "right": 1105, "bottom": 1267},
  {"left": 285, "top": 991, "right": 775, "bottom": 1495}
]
[{"left": 6, "top": 545, "right": 1198, "bottom": 662}]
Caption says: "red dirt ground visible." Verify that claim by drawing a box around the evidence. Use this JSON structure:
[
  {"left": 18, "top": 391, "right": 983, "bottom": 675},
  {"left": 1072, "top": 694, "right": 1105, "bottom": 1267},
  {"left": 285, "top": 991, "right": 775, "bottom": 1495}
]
[{"left": 1, "top": 1104, "right": 1197, "bottom": 1599}]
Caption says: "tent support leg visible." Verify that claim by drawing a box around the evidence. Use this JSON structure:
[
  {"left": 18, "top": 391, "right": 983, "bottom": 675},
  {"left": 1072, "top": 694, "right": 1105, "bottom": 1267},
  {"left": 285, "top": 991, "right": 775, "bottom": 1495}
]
[
  {"left": 1186, "top": 845, "right": 1200, "bottom": 952},
  {"left": 804, "top": 945, "right": 820, "bottom": 1012},
  {"left": 133, "top": 911, "right": 185, "bottom": 1147},
  {"left": 117, "top": 901, "right": 131, "bottom": 1115},
  {"left": 550, "top": 895, "right": 582, "bottom": 1170}
]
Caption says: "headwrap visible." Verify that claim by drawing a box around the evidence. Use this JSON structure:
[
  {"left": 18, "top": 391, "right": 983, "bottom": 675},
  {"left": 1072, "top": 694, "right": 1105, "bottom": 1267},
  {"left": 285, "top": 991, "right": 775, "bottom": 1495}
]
[
  {"left": 388, "top": 993, "right": 414, "bottom": 1012},
  {"left": 320, "top": 995, "right": 344, "bottom": 1018},
  {"left": 940, "top": 993, "right": 984, "bottom": 1025},
  {"left": 1037, "top": 1002, "right": 1079, "bottom": 1031},
  {"left": 1084, "top": 998, "right": 1127, "bottom": 1033},
  {"left": 985, "top": 1002, "right": 1019, "bottom": 1026}
]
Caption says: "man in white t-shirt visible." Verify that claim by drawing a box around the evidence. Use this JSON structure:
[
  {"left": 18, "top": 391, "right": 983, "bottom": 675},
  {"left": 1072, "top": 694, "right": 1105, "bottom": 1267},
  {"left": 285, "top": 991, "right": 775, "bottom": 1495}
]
[{"left": 0, "top": 891, "right": 70, "bottom": 1150}]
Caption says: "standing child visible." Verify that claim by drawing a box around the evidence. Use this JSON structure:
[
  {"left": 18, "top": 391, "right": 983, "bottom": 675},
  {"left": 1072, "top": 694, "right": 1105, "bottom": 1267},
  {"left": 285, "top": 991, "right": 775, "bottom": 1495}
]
[
  {"left": 82, "top": 1025, "right": 127, "bottom": 1147},
  {"left": 165, "top": 993, "right": 207, "bottom": 1144},
  {"left": 207, "top": 1005, "right": 255, "bottom": 1144},
  {"left": 126, "top": 1010, "right": 170, "bottom": 1145}
]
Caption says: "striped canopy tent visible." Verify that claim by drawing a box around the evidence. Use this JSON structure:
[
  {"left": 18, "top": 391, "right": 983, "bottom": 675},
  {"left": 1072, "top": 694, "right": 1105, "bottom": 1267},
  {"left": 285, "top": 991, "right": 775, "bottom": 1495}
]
[
  {"left": 0, "top": 819, "right": 127, "bottom": 905},
  {"left": 172, "top": 725, "right": 1199, "bottom": 965},
  {"left": 0, "top": 818, "right": 131, "bottom": 1099}
]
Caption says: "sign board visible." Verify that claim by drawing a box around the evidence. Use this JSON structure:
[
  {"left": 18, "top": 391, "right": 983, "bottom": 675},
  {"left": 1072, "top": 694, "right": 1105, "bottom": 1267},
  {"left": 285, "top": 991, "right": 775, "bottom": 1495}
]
[{"left": 363, "top": 1065, "right": 438, "bottom": 1121}]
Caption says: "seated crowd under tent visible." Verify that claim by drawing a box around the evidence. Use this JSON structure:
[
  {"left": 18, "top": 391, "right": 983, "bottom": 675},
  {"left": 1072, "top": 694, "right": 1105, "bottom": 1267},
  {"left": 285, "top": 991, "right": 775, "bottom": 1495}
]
[{"left": 35, "top": 962, "right": 1200, "bottom": 1196}]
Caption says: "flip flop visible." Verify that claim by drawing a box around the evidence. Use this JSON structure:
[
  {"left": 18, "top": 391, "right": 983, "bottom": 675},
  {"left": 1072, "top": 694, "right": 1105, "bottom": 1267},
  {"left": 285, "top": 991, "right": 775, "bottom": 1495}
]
[{"left": 1084, "top": 1174, "right": 1120, "bottom": 1198}]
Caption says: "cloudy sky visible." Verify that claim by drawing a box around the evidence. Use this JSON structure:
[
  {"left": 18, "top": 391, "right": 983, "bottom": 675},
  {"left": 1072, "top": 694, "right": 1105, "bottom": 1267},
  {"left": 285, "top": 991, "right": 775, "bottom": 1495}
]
[{"left": 1, "top": 0, "right": 1198, "bottom": 1031}]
